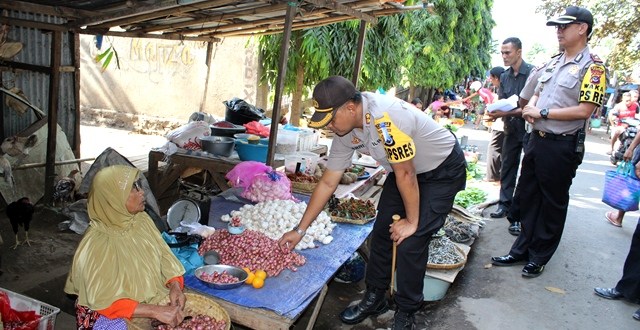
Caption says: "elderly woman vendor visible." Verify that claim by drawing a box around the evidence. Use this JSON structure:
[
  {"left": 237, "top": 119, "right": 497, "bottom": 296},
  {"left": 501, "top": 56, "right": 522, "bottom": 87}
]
[{"left": 65, "top": 165, "right": 186, "bottom": 329}]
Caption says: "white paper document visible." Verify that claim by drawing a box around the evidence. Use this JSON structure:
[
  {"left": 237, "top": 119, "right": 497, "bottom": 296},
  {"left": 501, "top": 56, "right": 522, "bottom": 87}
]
[{"left": 487, "top": 94, "right": 519, "bottom": 112}]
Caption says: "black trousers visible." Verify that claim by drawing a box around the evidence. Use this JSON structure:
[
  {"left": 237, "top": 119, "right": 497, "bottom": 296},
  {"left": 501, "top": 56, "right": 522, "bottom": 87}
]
[
  {"left": 498, "top": 130, "right": 524, "bottom": 211},
  {"left": 365, "top": 144, "right": 466, "bottom": 312},
  {"left": 615, "top": 220, "right": 640, "bottom": 302},
  {"left": 507, "top": 132, "right": 530, "bottom": 224},
  {"left": 486, "top": 130, "right": 504, "bottom": 181},
  {"left": 509, "top": 133, "right": 582, "bottom": 265}
]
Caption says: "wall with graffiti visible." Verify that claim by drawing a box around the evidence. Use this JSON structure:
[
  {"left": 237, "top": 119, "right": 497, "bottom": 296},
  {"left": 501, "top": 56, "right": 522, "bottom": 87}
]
[{"left": 79, "top": 35, "right": 259, "bottom": 122}]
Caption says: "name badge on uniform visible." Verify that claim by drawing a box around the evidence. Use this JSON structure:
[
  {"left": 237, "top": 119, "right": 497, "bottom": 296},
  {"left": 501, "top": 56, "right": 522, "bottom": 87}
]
[{"left": 568, "top": 65, "right": 580, "bottom": 75}]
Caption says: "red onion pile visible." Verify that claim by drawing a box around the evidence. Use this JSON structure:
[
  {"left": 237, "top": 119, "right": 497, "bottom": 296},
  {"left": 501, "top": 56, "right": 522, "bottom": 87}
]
[
  {"left": 153, "top": 314, "right": 226, "bottom": 330},
  {"left": 198, "top": 229, "right": 306, "bottom": 276},
  {"left": 199, "top": 270, "right": 240, "bottom": 284}
]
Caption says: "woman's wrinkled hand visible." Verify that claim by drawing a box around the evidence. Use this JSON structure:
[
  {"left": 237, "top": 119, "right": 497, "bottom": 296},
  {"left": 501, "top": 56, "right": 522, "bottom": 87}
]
[
  {"left": 168, "top": 281, "right": 186, "bottom": 309},
  {"left": 389, "top": 218, "right": 417, "bottom": 245},
  {"left": 155, "top": 305, "right": 185, "bottom": 327},
  {"left": 623, "top": 148, "right": 634, "bottom": 161}
]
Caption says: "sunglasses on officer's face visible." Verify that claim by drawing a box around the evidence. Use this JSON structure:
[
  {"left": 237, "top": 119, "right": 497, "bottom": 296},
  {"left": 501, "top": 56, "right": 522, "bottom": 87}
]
[{"left": 556, "top": 22, "right": 583, "bottom": 30}]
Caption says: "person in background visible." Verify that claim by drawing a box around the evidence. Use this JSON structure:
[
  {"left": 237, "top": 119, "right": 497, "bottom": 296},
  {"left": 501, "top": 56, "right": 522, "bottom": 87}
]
[
  {"left": 594, "top": 165, "right": 640, "bottom": 321},
  {"left": 492, "top": 6, "right": 607, "bottom": 278},
  {"left": 485, "top": 66, "right": 506, "bottom": 183},
  {"left": 607, "top": 92, "right": 636, "bottom": 155},
  {"left": 631, "top": 90, "right": 640, "bottom": 115},
  {"left": 65, "top": 165, "right": 186, "bottom": 329},
  {"left": 488, "top": 37, "right": 533, "bottom": 221},
  {"left": 604, "top": 128, "right": 640, "bottom": 227},
  {"left": 278, "top": 76, "right": 466, "bottom": 330},
  {"left": 410, "top": 97, "right": 423, "bottom": 110}
]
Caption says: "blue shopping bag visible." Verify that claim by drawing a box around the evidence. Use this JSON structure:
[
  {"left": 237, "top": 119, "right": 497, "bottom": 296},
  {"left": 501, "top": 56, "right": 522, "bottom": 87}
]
[{"left": 602, "top": 161, "right": 640, "bottom": 212}]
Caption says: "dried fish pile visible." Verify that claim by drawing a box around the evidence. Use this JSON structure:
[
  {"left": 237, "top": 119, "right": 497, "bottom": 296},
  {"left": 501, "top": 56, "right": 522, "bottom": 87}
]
[
  {"left": 428, "top": 236, "right": 464, "bottom": 265},
  {"left": 444, "top": 215, "right": 478, "bottom": 243}
]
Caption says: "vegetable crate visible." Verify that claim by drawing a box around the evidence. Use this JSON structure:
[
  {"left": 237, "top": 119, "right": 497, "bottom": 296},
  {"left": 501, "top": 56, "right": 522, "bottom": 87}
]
[{"left": 0, "top": 287, "right": 60, "bottom": 330}]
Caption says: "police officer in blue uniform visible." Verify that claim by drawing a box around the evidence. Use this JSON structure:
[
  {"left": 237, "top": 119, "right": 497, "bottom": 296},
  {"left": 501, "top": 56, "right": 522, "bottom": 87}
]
[{"left": 491, "top": 6, "right": 607, "bottom": 277}]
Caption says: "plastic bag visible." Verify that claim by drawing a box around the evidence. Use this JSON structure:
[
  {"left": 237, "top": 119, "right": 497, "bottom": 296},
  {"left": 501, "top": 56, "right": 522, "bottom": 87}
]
[
  {"left": 162, "top": 232, "right": 203, "bottom": 275},
  {"left": 223, "top": 97, "right": 266, "bottom": 121},
  {"left": 243, "top": 121, "right": 270, "bottom": 137},
  {"left": 0, "top": 291, "right": 40, "bottom": 330},
  {"left": 602, "top": 161, "right": 640, "bottom": 211},
  {"left": 241, "top": 170, "right": 295, "bottom": 203},
  {"left": 179, "top": 221, "right": 216, "bottom": 238},
  {"left": 165, "top": 121, "right": 210, "bottom": 150},
  {"left": 226, "top": 161, "right": 271, "bottom": 188}
]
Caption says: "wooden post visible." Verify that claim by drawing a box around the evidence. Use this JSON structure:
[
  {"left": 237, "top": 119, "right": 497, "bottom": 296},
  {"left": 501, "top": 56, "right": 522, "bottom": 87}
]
[
  {"left": 44, "top": 30, "right": 62, "bottom": 204},
  {"left": 351, "top": 20, "right": 367, "bottom": 87},
  {"left": 71, "top": 31, "right": 81, "bottom": 158},
  {"left": 266, "top": 2, "right": 296, "bottom": 166},
  {"left": 200, "top": 41, "right": 214, "bottom": 112}
]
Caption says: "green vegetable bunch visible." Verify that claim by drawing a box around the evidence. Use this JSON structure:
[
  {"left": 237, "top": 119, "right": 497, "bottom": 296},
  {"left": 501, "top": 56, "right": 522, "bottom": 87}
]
[
  {"left": 454, "top": 187, "right": 487, "bottom": 208},
  {"left": 466, "top": 162, "right": 484, "bottom": 181},
  {"left": 443, "top": 123, "right": 458, "bottom": 132}
]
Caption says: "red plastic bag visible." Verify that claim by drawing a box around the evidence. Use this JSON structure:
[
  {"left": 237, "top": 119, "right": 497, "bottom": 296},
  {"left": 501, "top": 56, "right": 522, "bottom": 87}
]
[
  {"left": 225, "top": 161, "right": 271, "bottom": 188},
  {"left": 0, "top": 291, "right": 40, "bottom": 330},
  {"left": 243, "top": 121, "right": 270, "bottom": 137}
]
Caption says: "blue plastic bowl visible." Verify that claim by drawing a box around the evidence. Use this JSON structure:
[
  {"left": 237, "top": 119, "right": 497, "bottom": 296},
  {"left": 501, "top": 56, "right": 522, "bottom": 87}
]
[{"left": 235, "top": 138, "right": 269, "bottom": 162}]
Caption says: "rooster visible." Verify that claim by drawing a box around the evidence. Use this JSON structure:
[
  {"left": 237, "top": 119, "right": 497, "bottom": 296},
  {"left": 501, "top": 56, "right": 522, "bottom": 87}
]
[
  {"left": 1, "top": 135, "right": 38, "bottom": 158},
  {"left": 6, "top": 197, "right": 34, "bottom": 249},
  {"left": 53, "top": 169, "right": 80, "bottom": 207}
]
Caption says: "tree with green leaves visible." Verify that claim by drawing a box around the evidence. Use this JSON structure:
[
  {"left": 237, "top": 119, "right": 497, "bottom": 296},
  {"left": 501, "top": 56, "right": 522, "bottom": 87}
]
[
  {"left": 538, "top": 0, "right": 640, "bottom": 77},
  {"left": 258, "top": 0, "right": 494, "bottom": 126}
]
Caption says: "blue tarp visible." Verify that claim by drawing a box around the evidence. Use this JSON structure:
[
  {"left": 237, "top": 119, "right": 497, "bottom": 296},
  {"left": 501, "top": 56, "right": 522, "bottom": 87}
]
[{"left": 184, "top": 190, "right": 374, "bottom": 319}]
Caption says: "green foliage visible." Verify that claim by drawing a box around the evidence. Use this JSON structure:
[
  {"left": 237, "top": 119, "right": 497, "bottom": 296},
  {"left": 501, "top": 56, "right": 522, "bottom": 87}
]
[
  {"left": 257, "top": 0, "right": 495, "bottom": 107},
  {"left": 466, "top": 161, "right": 484, "bottom": 180},
  {"left": 454, "top": 187, "right": 487, "bottom": 208},
  {"left": 94, "top": 45, "right": 120, "bottom": 72},
  {"left": 538, "top": 0, "right": 640, "bottom": 75}
]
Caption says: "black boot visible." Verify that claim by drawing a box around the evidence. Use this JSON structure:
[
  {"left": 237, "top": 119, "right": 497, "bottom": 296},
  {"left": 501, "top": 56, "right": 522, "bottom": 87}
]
[
  {"left": 392, "top": 310, "right": 416, "bottom": 330},
  {"left": 339, "top": 287, "right": 389, "bottom": 325}
]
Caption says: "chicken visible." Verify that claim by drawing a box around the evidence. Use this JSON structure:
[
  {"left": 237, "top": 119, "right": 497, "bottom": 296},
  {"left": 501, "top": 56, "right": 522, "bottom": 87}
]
[
  {"left": 53, "top": 169, "right": 80, "bottom": 207},
  {"left": 1, "top": 135, "right": 38, "bottom": 158},
  {"left": 0, "top": 154, "right": 14, "bottom": 188},
  {"left": 6, "top": 197, "right": 34, "bottom": 249}
]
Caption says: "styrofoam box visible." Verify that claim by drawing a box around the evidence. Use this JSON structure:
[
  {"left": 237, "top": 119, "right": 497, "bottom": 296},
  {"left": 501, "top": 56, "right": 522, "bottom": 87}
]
[
  {"left": 0, "top": 287, "right": 60, "bottom": 330},
  {"left": 393, "top": 272, "right": 451, "bottom": 301}
]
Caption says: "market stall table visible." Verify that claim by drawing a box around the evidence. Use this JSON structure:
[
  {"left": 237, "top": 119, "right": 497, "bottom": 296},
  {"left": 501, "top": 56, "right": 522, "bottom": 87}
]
[{"left": 184, "top": 190, "right": 374, "bottom": 330}]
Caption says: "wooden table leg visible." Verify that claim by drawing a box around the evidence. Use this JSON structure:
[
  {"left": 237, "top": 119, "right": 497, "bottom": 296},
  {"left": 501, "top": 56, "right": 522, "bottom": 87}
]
[{"left": 305, "top": 284, "right": 329, "bottom": 330}]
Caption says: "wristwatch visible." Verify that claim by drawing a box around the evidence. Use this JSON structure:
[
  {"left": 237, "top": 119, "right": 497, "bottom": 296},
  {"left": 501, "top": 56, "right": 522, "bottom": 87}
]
[
  {"left": 540, "top": 108, "right": 549, "bottom": 119},
  {"left": 292, "top": 225, "right": 306, "bottom": 236}
]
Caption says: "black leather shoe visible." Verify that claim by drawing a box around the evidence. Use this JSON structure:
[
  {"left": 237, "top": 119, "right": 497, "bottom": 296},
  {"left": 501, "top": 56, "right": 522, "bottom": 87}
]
[
  {"left": 633, "top": 308, "right": 640, "bottom": 321},
  {"left": 491, "top": 254, "right": 526, "bottom": 266},
  {"left": 508, "top": 221, "right": 521, "bottom": 236},
  {"left": 490, "top": 208, "right": 508, "bottom": 218},
  {"left": 339, "top": 288, "right": 389, "bottom": 325},
  {"left": 522, "top": 262, "right": 545, "bottom": 278},
  {"left": 392, "top": 311, "right": 416, "bottom": 330},
  {"left": 594, "top": 287, "right": 623, "bottom": 300}
]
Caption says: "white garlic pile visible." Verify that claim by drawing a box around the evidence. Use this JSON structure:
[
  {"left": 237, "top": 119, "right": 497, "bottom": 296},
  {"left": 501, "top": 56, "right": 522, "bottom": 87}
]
[{"left": 220, "top": 200, "right": 336, "bottom": 250}]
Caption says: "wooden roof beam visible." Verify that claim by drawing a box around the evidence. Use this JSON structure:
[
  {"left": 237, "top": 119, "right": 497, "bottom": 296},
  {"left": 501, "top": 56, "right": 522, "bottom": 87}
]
[
  {"left": 79, "top": 28, "right": 220, "bottom": 42},
  {"left": 211, "top": 15, "right": 351, "bottom": 38},
  {"left": 71, "top": 0, "right": 180, "bottom": 28},
  {"left": 78, "top": 0, "right": 238, "bottom": 29},
  {"left": 0, "top": 0, "right": 96, "bottom": 19},
  {"left": 0, "top": 16, "right": 67, "bottom": 32},
  {"left": 138, "top": 2, "right": 287, "bottom": 33},
  {"left": 303, "top": 0, "right": 377, "bottom": 24}
]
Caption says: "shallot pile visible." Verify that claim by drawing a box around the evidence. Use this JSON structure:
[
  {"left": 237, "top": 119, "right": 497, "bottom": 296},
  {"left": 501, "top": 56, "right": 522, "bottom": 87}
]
[
  {"left": 220, "top": 200, "right": 336, "bottom": 250},
  {"left": 200, "top": 270, "right": 240, "bottom": 284},
  {"left": 199, "top": 229, "right": 306, "bottom": 277},
  {"left": 153, "top": 314, "right": 226, "bottom": 330}
]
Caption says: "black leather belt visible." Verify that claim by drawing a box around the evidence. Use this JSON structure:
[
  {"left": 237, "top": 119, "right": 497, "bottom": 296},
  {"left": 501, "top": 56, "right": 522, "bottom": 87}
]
[{"left": 533, "top": 130, "right": 575, "bottom": 141}]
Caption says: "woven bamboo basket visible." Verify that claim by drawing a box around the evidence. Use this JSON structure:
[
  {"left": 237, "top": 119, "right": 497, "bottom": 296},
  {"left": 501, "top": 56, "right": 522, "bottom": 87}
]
[
  {"left": 426, "top": 244, "right": 466, "bottom": 270},
  {"left": 126, "top": 292, "right": 230, "bottom": 330},
  {"left": 330, "top": 211, "right": 377, "bottom": 225},
  {"left": 291, "top": 181, "right": 318, "bottom": 194}
]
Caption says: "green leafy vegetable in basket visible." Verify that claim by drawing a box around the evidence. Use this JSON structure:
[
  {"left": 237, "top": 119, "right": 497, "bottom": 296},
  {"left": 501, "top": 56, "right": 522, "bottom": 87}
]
[
  {"left": 454, "top": 187, "right": 487, "bottom": 208},
  {"left": 443, "top": 123, "right": 458, "bottom": 132}
]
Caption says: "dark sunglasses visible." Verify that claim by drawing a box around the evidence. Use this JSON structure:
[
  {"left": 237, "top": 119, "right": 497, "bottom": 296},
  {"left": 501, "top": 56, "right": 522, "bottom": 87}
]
[{"left": 556, "top": 22, "right": 582, "bottom": 30}]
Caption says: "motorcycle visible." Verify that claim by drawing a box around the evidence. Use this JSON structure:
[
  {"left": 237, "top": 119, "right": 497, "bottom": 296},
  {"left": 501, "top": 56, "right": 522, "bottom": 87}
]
[{"left": 611, "top": 118, "right": 639, "bottom": 165}]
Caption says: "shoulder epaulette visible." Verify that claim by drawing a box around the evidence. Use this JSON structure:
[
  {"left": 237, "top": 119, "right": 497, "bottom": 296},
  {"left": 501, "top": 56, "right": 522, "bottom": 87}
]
[
  {"left": 534, "top": 62, "right": 548, "bottom": 71},
  {"left": 551, "top": 52, "right": 563, "bottom": 59},
  {"left": 590, "top": 53, "right": 603, "bottom": 63}
]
